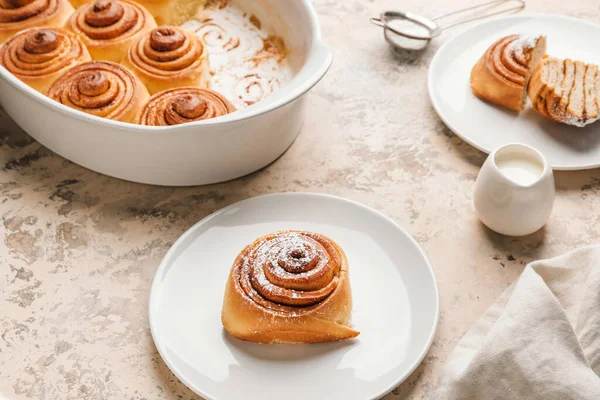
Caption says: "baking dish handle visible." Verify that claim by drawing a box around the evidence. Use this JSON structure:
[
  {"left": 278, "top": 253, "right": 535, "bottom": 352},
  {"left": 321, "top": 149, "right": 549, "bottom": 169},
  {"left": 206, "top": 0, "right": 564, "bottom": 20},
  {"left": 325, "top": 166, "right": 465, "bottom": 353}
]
[{"left": 313, "top": 42, "right": 333, "bottom": 84}]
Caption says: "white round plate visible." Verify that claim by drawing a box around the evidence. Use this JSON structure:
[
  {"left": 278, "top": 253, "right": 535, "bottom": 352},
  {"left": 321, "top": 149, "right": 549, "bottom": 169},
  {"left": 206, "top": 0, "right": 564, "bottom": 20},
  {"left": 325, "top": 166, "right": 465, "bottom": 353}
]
[
  {"left": 149, "top": 193, "right": 439, "bottom": 400},
  {"left": 429, "top": 14, "right": 600, "bottom": 170}
]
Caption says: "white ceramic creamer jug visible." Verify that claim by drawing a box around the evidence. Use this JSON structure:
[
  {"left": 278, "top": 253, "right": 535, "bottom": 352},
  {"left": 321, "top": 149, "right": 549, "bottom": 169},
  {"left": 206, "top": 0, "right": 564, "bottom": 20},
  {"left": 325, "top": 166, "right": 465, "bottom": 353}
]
[{"left": 473, "top": 143, "right": 555, "bottom": 236}]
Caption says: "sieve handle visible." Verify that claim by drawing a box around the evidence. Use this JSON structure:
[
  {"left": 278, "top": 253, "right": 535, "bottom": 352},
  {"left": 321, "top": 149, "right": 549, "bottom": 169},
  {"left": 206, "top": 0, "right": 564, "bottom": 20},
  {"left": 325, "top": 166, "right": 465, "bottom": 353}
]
[
  {"left": 433, "top": 0, "right": 526, "bottom": 31},
  {"left": 370, "top": 17, "right": 385, "bottom": 28}
]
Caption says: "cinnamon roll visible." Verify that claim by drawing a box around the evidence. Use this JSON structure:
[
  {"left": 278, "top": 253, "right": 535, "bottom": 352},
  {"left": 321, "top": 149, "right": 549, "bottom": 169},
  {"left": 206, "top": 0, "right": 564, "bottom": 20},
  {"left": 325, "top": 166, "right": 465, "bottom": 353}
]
[
  {"left": 528, "top": 56, "right": 600, "bottom": 127},
  {"left": 136, "top": 87, "right": 235, "bottom": 125},
  {"left": 47, "top": 60, "right": 150, "bottom": 122},
  {"left": 222, "top": 230, "right": 359, "bottom": 344},
  {"left": 121, "top": 25, "right": 210, "bottom": 95},
  {"left": 0, "top": 0, "right": 74, "bottom": 44},
  {"left": 66, "top": 0, "right": 156, "bottom": 62},
  {"left": 471, "top": 34, "right": 547, "bottom": 112},
  {"left": 0, "top": 28, "right": 91, "bottom": 93}
]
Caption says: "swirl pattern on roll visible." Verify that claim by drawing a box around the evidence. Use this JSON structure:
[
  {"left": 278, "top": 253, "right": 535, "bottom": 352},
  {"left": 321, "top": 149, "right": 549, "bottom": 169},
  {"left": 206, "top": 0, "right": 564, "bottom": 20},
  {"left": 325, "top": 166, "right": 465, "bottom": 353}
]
[
  {"left": 491, "top": 35, "right": 532, "bottom": 87},
  {"left": 71, "top": 0, "right": 149, "bottom": 41},
  {"left": 136, "top": 87, "right": 235, "bottom": 125},
  {"left": 47, "top": 60, "right": 147, "bottom": 121},
  {"left": 0, "top": 0, "right": 73, "bottom": 43},
  {"left": 126, "top": 26, "right": 206, "bottom": 77},
  {"left": 0, "top": 28, "right": 88, "bottom": 80},
  {"left": 0, "top": 0, "right": 56, "bottom": 23},
  {"left": 233, "top": 231, "right": 343, "bottom": 313}
]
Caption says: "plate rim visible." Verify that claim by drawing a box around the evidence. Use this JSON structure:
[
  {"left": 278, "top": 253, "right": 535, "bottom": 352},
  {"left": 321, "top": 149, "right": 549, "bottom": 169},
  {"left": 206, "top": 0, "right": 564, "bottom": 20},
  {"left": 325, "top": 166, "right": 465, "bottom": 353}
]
[
  {"left": 148, "top": 192, "right": 440, "bottom": 400},
  {"left": 428, "top": 12, "right": 600, "bottom": 171}
]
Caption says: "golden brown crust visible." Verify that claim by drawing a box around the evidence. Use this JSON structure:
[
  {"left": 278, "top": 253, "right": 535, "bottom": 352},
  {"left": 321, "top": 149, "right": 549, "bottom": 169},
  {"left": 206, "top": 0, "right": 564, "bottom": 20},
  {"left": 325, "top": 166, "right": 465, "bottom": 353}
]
[
  {"left": 221, "top": 230, "right": 359, "bottom": 344},
  {"left": 66, "top": 0, "right": 86, "bottom": 8},
  {"left": 66, "top": 0, "right": 156, "bottom": 62},
  {"left": 0, "top": 28, "right": 91, "bottom": 93},
  {"left": 121, "top": 25, "right": 210, "bottom": 95},
  {"left": 471, "top": 34, "right": 546, "bottom": 112},
  {"left": 47, "top": 60, "right": 150, "bottom": 123},
  {"left": 135, "top": 86, "right": 235, "bottom": 125},
  {"left": 527, "top": 56, "right": 549, "bottom": 117},
  {"left": 0, "top": 0, "right": 73, "bottom": 44}
]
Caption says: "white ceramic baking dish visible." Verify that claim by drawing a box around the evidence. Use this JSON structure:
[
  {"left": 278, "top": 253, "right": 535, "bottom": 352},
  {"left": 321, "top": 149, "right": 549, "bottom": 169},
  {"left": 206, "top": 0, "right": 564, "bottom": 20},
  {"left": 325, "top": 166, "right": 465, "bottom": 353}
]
[{"left": 0, "top": 0, "right": 331, "bottom": 186}]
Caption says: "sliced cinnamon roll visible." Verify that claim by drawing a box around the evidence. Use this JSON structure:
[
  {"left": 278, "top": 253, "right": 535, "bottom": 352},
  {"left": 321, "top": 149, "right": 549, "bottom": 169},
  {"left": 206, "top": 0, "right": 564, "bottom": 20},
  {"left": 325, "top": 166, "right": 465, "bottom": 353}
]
[
  {"left": 47, "top": 60, "right": 150, "bottom": 123},
  {"left": 471, "top": 34, "right": 547, "bottom": 112},
  {"left": 528, "top": 56, "right": 600, "bottom": 127},
  {"left": 66, "top": 0, "right": 156, "bottom": 62},
  {"left": 135, "top": 87, "right": 235, "bottom": 125},
  {"left": 0, "top": 28, "right": 91, "bottom": 93},
  {"left": 0, "top": 0, "right": 74, "bottom": 44},
  {"left": 122, "top": 25, "right": 210, "bottom": 95},
  {"left": 222, "top": 230, "right": 359, "bottom": 344}
]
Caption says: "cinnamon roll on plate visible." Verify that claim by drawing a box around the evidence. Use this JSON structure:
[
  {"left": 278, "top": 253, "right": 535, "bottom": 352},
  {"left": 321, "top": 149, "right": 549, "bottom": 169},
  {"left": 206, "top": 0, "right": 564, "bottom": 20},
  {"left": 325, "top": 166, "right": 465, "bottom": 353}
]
[
  {"left": 122, "top": 25, "right": 210, "bottom": 95},
  {"left": 0, "top": 0, "right": 74, "bottom": 44},
  {"left": 66, "top": 0, "right": 156, "bottom": 62},
  {"left": 528, "top": 56, "right": 600, "bottom": 127},
  {"left": 136, "top": 87, "right": 235, "bottom": 125},
  {"left": 149, "top": 192, "right": 439, "bottom": 398},
  {"left": 471, "top": 34, "right": 546, "bottom": 112},
  {"left": 0, "top": 28, "right": 90, "bottom": 93},
  {"left": 47, "top": 60, "right": 149, "bottom": 122},
  {"left": 222, "top": 230, "right": 359, "bottom": 344}
]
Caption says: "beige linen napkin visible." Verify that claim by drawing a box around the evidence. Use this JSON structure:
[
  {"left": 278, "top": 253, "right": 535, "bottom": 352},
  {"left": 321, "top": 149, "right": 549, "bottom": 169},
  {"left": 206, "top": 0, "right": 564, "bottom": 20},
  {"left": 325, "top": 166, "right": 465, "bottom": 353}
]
[{"left": 436, "top": 245, "right": 600, "bottom": 400}]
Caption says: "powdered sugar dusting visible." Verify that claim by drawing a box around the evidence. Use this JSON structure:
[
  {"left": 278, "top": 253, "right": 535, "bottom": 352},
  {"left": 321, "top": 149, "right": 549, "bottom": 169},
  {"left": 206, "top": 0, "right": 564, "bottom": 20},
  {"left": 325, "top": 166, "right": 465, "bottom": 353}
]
[
  {"left": 518, "top": 33, "right": 542, "bottom": 49},
  {"left": 509, "top": 33, "right": 542, "bottom": 59},
  {"left": 236, "top": 231, "right": 339, "bottom": 311},
  {"left": 258, "top": 233, "right": 326, "bottom": 276},
  {"left": 561, "top": 112, "right": 599, "bottom": 127}
]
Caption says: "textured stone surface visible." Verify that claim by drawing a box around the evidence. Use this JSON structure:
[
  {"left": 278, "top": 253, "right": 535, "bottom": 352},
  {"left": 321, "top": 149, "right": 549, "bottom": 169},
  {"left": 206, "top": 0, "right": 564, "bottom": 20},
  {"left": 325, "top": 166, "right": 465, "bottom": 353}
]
[{"left": 1, "top": 1, "right": 600, "bottom": 399}]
